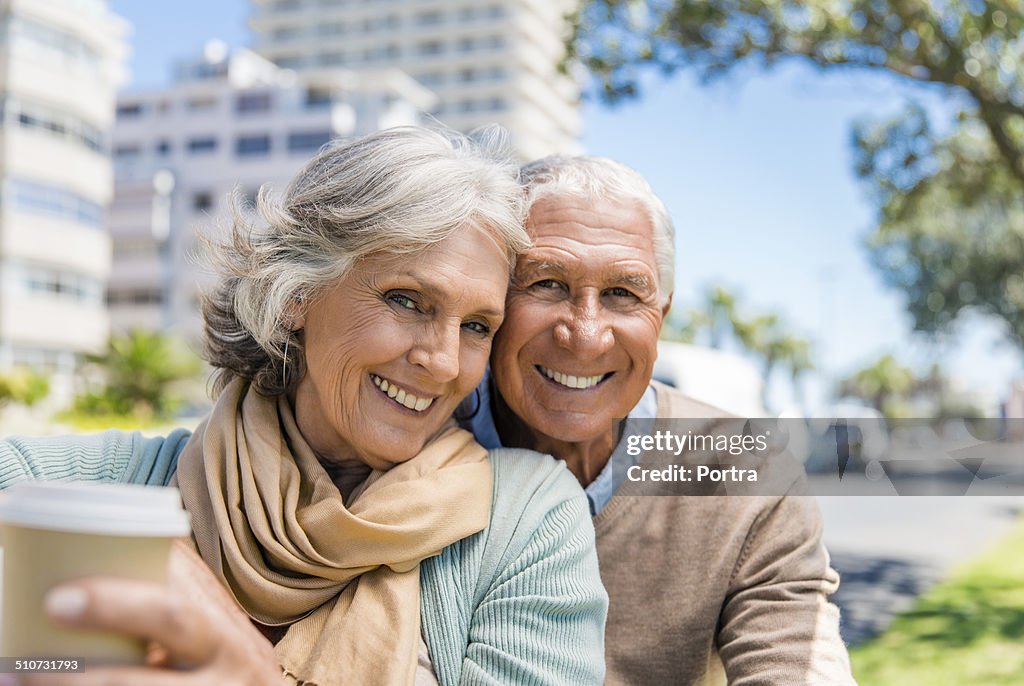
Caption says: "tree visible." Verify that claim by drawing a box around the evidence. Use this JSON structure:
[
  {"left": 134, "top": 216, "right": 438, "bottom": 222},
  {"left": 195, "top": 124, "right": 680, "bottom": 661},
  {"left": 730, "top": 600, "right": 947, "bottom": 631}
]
[
  {"left": 570, "top": 0, "right": 1024, "bottom": 345},
  {"left": 838, "top": 354, "right": 916, "bottom": 417},
  {"left": 734, "top": 313, "right": 815, "bottom": 408},
  {"left": 74, "top": 330, "right": 201, "bottom": 420},
  {"left": 664, "top": 284, "right": 815, "bottom": 407},
  {"left": 0, "top": 368, "right": 49, "bottom": 408}
]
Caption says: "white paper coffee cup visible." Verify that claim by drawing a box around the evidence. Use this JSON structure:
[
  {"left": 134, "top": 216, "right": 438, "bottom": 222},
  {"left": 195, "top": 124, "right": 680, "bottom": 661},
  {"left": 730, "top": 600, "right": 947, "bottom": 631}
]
[{"left": 0, "top": 481, "right": 191, "bottom": 664}]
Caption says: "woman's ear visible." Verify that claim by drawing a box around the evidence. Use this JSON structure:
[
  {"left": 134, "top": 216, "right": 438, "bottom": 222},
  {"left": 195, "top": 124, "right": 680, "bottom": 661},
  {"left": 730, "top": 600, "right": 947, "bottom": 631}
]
[{"left": 283, "top": 297, "right": 305, "bottom": 331}]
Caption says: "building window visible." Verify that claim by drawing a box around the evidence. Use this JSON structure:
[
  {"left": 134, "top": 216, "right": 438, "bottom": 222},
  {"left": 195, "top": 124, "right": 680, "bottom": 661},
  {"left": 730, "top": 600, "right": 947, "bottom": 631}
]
[
  {"left": 236, "top": 91, "right": 273, "bottom": 114},
  {"left": 19, "top": 265, "right": 103, "bottom": 305},
  {"left": 319, "top": 22, "right": 346, "bottom": 36},
  {"left": 192, "top": 192, "right": 213, "bottom": 212},
  {"left": 457, "top": 37, "right": 474, "bottom": 52},
  {"left": 155, "top": 140, "right": 172, "bottom": 156},
  {"left": 116, "top": 102, "right": 144, "bottom": 119},
  {"left": 186, "top": 96, "right": 218, "bottom": 111},
  {"left": 305, "top": 88, "right": 333, "bottom": 108},
  {"left": 107, "top": 288, "right": 164, "bottom": 306},
  {"left": 113, "top": 145, "right": 141, "bottom": 158},
  {"left": 288, "top": 130, "right": 332, "bottom": 153},
  {"left": 318, "top": 52, "right": 345, "bottom": 66},
  {"left": 275, "top": 56, "right": 305, "bottom": 69},
  {"left": 273, "top": 26, "right": 302, "bottom": 41},
  {"left": 236, "top": 134, "right": 271, "bottom": 156},
  {"left": 417, "top": 72, "right": 445, "bottom": 87},
  {"left": 5, "top": 178, "right": 103, "bottom": 227},
  {"left": 458, "top": 69, "right": 477, "bottom": 82},
  {"left": 187, "top": 137, "right": 218, "bottom": 154},
  {"left": 10, "top": 16, "right": 101, "bottom": 76},
  {"left": 417, "top": 41, "right": 443, "bottom": 56},
  {"left": 4, "top": 97, "right": 105, "bottom": 153},
  {"left": 416, "top": 11, "right": 442, "bottom": 25}
]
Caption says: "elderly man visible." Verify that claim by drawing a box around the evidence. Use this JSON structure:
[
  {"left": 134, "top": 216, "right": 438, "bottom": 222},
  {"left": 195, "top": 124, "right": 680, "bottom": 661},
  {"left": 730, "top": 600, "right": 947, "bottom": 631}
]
[{"left": 464, "top": 155, "right": 856, "bottom": 684}]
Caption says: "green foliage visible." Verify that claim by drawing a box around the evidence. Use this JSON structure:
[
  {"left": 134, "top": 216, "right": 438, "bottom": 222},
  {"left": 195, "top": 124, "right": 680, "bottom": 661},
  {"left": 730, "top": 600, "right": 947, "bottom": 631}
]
[
  {"left": 850, "top": 518, "right": 1024, "bottom": 685},
  {"left": 73, "top": 330, "right": 201, "bottom": 421},
  {"left": 665, "top": 284, "right": 814, "bottom": 406},
  {"left": 571, "top": 0, "right": 1024, "bottom": 347},
  {"left": 0, "top": 368, "right": 50, "bottom": 407},
  {"left": 838, "top": 353, "right": 916, "bottom": 417}
]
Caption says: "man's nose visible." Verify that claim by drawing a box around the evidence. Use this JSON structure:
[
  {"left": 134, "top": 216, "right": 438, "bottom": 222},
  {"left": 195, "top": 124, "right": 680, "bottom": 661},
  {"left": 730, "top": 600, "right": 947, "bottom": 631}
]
[
  {"left": 409, "top": 321, "right": 460, "bottom": 382},
  {"left": 553, "top": 298, "right": 614, "bottom": 356}
]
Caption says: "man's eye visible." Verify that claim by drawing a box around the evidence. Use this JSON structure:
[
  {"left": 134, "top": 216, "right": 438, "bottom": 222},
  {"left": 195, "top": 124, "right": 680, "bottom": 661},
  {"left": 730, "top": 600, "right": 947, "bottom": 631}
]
[
  {"left": 532, "top": 279, "right": 564, "bottom": 290},
  {"left": 388, "top": 293, "right": 418, "bottom": 310},
  {"left": 462, "top": 321, "right": 490, "bottom": 335},
  {"left": 607, "top": 287, "right": 636, "bottom": 298}
]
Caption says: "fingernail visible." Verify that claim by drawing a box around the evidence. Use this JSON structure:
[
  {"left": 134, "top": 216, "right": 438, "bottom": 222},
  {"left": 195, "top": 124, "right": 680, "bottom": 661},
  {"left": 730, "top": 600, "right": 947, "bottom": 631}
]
[{"left": 45, "top": 586, "right": 89, "bottom": 621}]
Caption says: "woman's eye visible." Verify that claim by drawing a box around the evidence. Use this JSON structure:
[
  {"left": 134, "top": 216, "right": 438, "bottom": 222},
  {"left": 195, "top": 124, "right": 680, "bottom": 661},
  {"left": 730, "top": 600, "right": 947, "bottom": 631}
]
[
  {"left": 462, "top": 321, "right": 491, "bottom": 335},
  {"left": 388, "top": 293, "right": 418, "bottom": 310}
]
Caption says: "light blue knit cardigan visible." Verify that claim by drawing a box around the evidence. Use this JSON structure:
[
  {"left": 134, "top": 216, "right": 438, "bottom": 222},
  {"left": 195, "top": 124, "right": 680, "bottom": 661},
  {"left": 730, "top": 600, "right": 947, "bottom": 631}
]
[{"left": 0, "top": 430, "right": 607, "bottom": 685}]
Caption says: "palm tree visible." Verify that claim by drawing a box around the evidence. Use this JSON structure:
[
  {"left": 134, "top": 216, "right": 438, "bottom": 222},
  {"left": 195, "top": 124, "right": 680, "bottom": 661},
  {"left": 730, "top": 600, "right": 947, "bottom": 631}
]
[
  {"left": 705, "top": 285, "right": 738, "bottom": 350},
  {"left": 76, "top": 330, "right": 201, "bottom": 419},
  {"left": 838, "top": 354, "right": 916, "bottom": 418},
  {"left": 734, "top": 314, "right": 814, "bottom": 408}
]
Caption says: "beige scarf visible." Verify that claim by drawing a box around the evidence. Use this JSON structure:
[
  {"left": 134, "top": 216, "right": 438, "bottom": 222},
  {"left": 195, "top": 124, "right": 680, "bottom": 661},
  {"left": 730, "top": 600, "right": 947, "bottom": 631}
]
[{"left": 173, "top": 378, "right": 492, "bottom": 686}]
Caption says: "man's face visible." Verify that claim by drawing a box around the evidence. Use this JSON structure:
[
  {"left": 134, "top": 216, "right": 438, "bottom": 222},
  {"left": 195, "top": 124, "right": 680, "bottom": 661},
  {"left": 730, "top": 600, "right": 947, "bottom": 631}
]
[{"left": 491, "top": 195, "right": 670, "bottom": 444}]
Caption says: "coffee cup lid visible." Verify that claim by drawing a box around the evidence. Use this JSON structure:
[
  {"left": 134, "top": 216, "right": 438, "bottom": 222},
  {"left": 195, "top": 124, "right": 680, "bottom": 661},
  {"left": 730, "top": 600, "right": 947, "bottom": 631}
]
[{"left": 0, "top": 481, "right": 191, "bottom": 537}]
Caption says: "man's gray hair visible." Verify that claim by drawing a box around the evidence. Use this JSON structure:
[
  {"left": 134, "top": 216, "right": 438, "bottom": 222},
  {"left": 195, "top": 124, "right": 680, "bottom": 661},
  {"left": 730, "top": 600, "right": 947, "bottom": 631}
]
[
  {"left": 519, "top": 155, "right": 675, "bottom": 298},
  {"left": 203, "top": 125, "right": 530, "bottom": 396}
]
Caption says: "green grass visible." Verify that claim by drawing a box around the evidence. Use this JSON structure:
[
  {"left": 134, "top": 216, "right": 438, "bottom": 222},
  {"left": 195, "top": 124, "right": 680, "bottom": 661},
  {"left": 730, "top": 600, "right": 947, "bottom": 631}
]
[{"left": 850, "top": 517, "right": 1024, "bottom": 685}]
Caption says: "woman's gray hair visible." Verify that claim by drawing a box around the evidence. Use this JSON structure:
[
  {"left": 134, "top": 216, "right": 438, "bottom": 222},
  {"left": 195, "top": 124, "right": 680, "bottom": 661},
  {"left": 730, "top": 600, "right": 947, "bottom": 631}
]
[
  {"left": 203, "top": 125, "right": 530, "bottom": 396},
  {"left": 519, "top": 155, "right": 675, "bottom": 299}
]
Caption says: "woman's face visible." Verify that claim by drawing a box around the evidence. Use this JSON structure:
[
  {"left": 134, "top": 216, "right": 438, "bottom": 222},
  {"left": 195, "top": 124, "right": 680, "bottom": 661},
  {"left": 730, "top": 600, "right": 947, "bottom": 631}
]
[{"left": 292, "top": 225, "right": 509, "bottom": 470}]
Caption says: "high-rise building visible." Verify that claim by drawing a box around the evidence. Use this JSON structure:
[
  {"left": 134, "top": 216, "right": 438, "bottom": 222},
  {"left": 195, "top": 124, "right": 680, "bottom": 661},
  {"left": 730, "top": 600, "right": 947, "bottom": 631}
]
[
  {"left": 0, "top": 0, "right": 127, "bottom": 386},
  {"left": 248, "top": 0, "right": 581, "bottom": 160},
  {"left": 108, "top": 44, "right": 433, "bottom": 341}
]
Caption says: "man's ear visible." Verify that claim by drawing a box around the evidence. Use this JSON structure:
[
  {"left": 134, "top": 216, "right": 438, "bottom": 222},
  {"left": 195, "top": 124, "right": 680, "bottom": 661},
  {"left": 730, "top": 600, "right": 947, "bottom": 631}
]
[{"left": 660, "top": 292, "right": 673, "bottom": 321}]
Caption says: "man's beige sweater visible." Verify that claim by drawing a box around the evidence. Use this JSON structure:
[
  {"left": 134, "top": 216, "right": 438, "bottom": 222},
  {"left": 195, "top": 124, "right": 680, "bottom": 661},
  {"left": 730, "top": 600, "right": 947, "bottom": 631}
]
[{"left": 595, "top": 382, "right": 856, "bottom": 685}]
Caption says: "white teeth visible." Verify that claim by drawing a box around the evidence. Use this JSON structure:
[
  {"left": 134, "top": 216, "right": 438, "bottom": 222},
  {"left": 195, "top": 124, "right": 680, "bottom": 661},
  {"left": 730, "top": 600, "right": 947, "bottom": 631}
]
[
  {"left": 540, "top": 367, "right": 604, "bottom": 390},
  {"left": 370, "top": 374, "right": 435, "bottom": 412}
]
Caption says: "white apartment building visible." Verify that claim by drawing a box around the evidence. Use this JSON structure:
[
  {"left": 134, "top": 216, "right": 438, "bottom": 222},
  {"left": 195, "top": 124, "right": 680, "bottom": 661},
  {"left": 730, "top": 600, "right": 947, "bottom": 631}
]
[
  {"left": 0, "top": 0, "right": 126, "bottom": 381},
  {"left": 248, "top": 0, "right": 581, "bottom": 160},
  {"left": 109, "top": 44, "right": 434, "bottom": 341}
]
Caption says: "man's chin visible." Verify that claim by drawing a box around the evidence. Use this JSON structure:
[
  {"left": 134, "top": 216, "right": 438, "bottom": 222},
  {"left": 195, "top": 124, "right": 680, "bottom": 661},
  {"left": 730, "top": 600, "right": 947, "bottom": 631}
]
[{"left": 529, "top": 413, "right": 616, "bottom": 445}]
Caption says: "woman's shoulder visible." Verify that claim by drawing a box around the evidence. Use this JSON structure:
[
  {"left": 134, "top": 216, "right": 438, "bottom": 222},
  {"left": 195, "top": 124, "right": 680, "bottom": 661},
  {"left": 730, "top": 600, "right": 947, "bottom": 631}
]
[
  {"left": 485, "top": 447, "right": 587, "bottom": 527},
  {"left": 0, "top": 429, "right": 192, "bottom": 489}
]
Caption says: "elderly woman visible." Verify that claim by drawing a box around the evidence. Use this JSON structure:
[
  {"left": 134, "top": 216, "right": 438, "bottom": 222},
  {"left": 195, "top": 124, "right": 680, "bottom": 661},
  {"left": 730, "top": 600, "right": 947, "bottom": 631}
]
[{"left": 1, "top": 127, "right": 606, "bottom": 685}]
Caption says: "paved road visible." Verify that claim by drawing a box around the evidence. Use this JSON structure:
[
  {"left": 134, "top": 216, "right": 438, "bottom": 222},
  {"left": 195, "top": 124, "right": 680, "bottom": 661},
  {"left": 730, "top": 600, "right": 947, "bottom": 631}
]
[{"left": 817, "top": 494, "right": 1024, "bottom": 645}]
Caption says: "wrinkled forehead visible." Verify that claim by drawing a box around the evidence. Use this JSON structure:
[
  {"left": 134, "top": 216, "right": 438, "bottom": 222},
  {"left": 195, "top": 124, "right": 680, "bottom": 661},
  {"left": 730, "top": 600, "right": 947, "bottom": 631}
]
[{"left": 521, "top": 195, "right": 660, "bottom": 278}]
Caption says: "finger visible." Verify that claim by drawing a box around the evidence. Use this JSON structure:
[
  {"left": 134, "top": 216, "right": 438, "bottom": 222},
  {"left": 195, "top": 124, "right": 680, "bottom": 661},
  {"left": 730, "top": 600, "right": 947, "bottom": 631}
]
[
  {"left": 45, "top": 580, "right": 214, "bottom": 666},
  {"left": 20, "top": 666, "right": 189, "bottom": 686}
]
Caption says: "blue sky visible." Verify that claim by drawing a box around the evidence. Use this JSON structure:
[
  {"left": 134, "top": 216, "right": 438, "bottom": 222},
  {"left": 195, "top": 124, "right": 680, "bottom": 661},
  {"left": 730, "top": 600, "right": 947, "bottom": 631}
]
[{"left": 109, "top": 0, "right": 1021, "bottom": 411}]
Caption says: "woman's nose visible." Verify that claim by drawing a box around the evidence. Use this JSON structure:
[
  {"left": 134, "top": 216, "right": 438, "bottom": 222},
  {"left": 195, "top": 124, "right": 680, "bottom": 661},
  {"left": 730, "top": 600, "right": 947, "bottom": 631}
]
[{"left": 408, "top": 322, "right": 461, "bottom": 382}]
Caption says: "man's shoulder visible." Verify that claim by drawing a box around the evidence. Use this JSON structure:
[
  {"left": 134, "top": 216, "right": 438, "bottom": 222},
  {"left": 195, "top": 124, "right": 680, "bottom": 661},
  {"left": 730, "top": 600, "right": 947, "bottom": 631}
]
[{"left": 650, "top": 380, "right": 736, "bottom": 420}]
